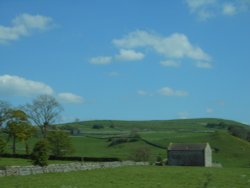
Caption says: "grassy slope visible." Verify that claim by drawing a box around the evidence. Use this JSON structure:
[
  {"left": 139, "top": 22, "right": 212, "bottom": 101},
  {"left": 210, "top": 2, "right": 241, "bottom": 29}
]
[
  {"left": 2, "top": 118, "right": 250, "bottom": 167},
  {"left": 68, "top": 118, "right": 248, "bottom": 132},
  {"left": 1, "top": 166, "right": 250, "bottom": 188}
]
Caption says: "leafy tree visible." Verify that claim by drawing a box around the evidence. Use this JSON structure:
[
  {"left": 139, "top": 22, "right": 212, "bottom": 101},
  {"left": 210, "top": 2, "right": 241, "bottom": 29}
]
[
  {"left": 31, "top": 139, "right": 49, "bottom": 166},
  {"left": 23, "top": 95, "right": 63, "bottom": 138},
  {"left": 5, "top": 109, "right": 33, "bottom": 154},
  {"left": 17, "top": 124, "right": 36, "bottom": 154},
  {"left": 0, "top": 137, "right": 6, "bottom": 154},
  {"left": 47, "top": 131, "right": 74, "bottom": 157}
]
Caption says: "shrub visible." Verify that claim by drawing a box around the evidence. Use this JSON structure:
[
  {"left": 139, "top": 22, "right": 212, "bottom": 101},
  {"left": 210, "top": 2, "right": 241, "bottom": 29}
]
[
  {"left": 47, "top": 131, "right": 74, "bottom": 157},
  {"left": 130, "top": 147, "right": 151, "bottom": 162},
  {"left": 0, "top": 138, "right": 6, "bottom": 154},
  {"left": 92, "top": 124, "right": 104, "bottom": 129},
  {"left": 155, "top": 156, "right": 163, "bottom": 166},
  {"left": 31, "top": 139, "right": 49, "bottom": 166}
]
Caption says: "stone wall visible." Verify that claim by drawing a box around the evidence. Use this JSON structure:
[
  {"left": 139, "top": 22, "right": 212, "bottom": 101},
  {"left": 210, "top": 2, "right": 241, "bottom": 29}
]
[{"left": 0, "top": 161, "right": 149, "bottom": 177}]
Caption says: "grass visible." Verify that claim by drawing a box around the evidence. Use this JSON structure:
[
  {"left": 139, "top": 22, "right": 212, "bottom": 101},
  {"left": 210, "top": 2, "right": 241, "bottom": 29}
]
[
  {"left": 2, "top": 118, "right": 250, "bottom": 168},
  {"left": 1, "top": 166, "right": 250, "bottom": 188}
]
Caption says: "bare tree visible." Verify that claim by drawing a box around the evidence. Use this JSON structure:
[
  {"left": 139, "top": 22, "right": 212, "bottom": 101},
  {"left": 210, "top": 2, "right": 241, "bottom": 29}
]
[
  {"left": 23, "top": 95, "right": 63, "bottom": 138},
  {"left": 0, "top": 100, "right": 11, "bottom": 128}
]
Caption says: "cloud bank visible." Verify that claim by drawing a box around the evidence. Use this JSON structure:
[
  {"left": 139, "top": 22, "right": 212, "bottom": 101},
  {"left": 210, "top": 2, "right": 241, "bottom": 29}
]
[
  {"left": 0, "top": 13, "right": 54, "bottom": 43},
  {"left": 91, "top": 30, "right": 212, "bottom": 68},
  {"left": 185, "top": 0, "right": 250, "bottom": 20},
  {"left": 0, "top": 74, "right": 84, "bottom": 104}
]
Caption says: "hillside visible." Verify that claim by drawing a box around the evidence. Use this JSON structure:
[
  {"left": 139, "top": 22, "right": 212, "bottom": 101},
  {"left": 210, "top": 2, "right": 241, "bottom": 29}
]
[
  {"left": 2, "top": 118, "right": 250, "bottom": 168},
  {"left": 62, "top": 118, "right": 248, "bottom": 132},
  {"left": 57, "top": 118, "right": 250, "bottom": 167}
]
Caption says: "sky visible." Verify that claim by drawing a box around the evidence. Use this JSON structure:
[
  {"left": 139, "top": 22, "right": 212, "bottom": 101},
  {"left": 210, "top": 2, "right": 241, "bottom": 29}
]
[{"left": 0, "top": 0, "right": 250, "bottom": 124}]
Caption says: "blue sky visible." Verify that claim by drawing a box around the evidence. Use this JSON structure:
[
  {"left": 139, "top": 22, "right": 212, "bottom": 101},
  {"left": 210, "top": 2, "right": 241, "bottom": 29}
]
[{"left": 0, "top": 0, "right": 250, "bottom": 124}]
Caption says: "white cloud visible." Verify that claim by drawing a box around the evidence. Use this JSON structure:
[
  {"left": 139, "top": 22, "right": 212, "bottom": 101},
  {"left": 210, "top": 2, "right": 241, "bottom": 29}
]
[
  {"left": 90, "top": 56, "right": 112, "bottom": 65},
  {"left": 0, "top": 74, "right": 54, "bottom": 96},
  {"left": 0, "top": 75, "right": 85, "bottom": 104},
  {"left": 57, "top": 93, "right": 84, "bottom": 104},
  {"left": 137, "top": 90, "right": 149, "bottom": 96},
  {"left": 116, "top": 49, "right": 144, "bottom": 61},
  {"left": 160, "top": 60, "right": 180, "bottom": 68},
  {"left": 113, "top": 30, "right": 211, "bottom": 62},
  {"left": 185, "top": 0, "right": 250, "bottom": 20},
  {"left": 0, "top": 13, "right": 54, "bottom": 43},
  {"left": 107, "top": 71, "right": 120, "bottom": 77},
  {"left": 185, "top": 0, "right": 216, "bottom": 20},
  {"left": 186, "top": 0, "right": 216, "bottom": 10},
  {"left": 195, "top": 61, "right": 212, "bottom": 69},
  {"left": 178, "top": 112, "right": 189, "bottom": 119},
  {"left": 158, "top": 87, "right": 188, "bottom": 97},
  {"left": 206, "top": 108, "right": 214, "bottom": 113},
  {"left": 222, "top": 3, "right": 237, "bottom": 15}
]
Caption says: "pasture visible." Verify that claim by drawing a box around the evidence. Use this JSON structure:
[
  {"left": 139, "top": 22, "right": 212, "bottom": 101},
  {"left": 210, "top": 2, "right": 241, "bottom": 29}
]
[
  {"left": 2, "top": 118, "right": 250, "bottom": 167},
  {"left": 1, "top": 166, "right": 250, "bottom": 188}
]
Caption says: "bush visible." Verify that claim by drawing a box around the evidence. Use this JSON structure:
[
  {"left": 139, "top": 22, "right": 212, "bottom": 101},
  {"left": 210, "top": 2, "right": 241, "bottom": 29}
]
[
  {"left": 47, "top": 131, "right": 74, "bottom": 157},
  {"left": 155, "top": 156, "right": 163, "bottom": 166},
  {"left": 31, "top": 139, "right": 49, "bottom": 166},
  {"left": 92, "top": 124, "right": 104, "bottom": 129},
  {"left": 130, "top": 147, "right": 151, "bottom": 162},
  {"left": 206, "top": 122, "right": 228, "bottom": 129},
  {"left": 0, "top": 138, "right": 6, "bottom": 154}
]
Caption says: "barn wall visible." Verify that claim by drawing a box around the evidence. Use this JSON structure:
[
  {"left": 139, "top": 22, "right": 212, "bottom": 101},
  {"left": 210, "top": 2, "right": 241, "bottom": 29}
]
[
  {"left": 168, "top": 151, "right": 204, "bottom": 166},
  {"left": 204, "top": 145, "right": 212, "bottom": 167}
]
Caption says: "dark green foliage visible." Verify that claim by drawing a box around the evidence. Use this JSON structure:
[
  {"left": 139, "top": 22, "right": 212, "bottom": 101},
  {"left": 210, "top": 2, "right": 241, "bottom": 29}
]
[
  {"left": 0, "top": 137, "right": 6, "bottom": 154},
  {"left": 130, "top": 147, "right": 151, "bottom": 161},
  {"left": 31, "top": 139, "right": 49, "bottom": 166},
  {"left": 5, "top": 109, "right": 34, "bottom": 154},
  {"left": 108, "top": 130, "right": 141, "bottom": 147},
  {"left": 155, "top": 156, "right": 163, "bottom": 166},
  {"left": 108, "top": 137, "right": 138, "bottom": 146},
  {"left": 206, "top": 122, "right": 228, "bottom": 129},
  {"left": 47, "top": 131, "right": 74, "bottom": 157},
  {"left": 92, "top": 124, "right": 104, "bottom": 129},
  {"left": 228, "top": 125, "right": 248, "bottom": 140}
]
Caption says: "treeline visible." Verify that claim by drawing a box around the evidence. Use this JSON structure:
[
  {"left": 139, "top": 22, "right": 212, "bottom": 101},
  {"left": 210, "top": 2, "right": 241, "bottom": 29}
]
[
  {"left": 0, "top": 95, "right": 74, "bottom": 166},
  {"left": 206, "top": 122, "right": 250, "bottom": 142}
]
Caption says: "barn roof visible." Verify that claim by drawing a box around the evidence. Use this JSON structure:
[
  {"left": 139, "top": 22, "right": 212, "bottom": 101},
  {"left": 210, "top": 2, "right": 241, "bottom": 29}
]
[{"left": 168, "top": 143, "right": 209, "bottom": 151}]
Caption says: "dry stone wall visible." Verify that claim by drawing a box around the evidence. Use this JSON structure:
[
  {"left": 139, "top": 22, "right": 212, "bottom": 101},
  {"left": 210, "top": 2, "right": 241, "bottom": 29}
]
[{"left": 0, "top": 161, "right": 149, "bottom": 177}]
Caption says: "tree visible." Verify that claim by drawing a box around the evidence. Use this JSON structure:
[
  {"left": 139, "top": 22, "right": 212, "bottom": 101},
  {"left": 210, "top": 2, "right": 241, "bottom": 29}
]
[
  {"left": 31, "top": 139, "right": 49, "bottom": 166},
  {"left": 47, "top": 131, "right": 74, "bottom": 157},
  {"left": 17, "top": 123, "right": 36, "bottom": 154},
  {"left": 5, "top": 109, "right": 33, "bottom": 154},
  {"left": 0, "top": 100, "right": 11, "bottom": 128},
  {"left": 0, "top": 137, "right": 6, "bottom": 154},
  {"left": 23, "top": 95, "right": 63, "bottom": 138}
]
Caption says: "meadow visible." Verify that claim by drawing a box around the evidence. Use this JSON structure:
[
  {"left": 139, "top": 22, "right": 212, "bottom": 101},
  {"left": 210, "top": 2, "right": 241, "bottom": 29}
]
[
  {"left": 2, "top": 118, "right": 250, "bottom": 167},
  {"left": 1, "top": 166, "right": 250, "bottom": 188},
  {"left": 1, "top": 118, "right": 250, "bottom": 187}
]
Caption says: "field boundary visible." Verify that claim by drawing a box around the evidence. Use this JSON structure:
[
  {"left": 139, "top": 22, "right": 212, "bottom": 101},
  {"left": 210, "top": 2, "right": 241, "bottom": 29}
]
[{"left": 0, "top": 161, "right": 149, "bottom": 177}]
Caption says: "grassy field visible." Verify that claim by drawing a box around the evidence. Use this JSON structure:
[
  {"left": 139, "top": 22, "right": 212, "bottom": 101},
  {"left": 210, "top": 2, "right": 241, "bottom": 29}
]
[
  {"left": 1, "top": 118, "right": 250, "bottom": 168},
  {"left": 1, "top": 118, "right": 250, "bottom": 187},
  {"left": 1, "top": 166, "right": 250, "bottom": 188}
]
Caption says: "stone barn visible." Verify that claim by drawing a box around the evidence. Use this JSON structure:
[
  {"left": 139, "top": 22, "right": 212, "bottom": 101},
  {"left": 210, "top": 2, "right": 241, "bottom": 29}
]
[{"left": 167, "top": 143, "right": 212, "bottom": 167}]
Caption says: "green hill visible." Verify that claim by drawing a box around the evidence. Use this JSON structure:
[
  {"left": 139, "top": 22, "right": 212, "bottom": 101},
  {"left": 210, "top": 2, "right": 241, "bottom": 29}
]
[
  {"left": 56, "top": 118, "right": 250, "bottom": 167},
  {"left": 2, "top": 118, "right": 250, "bottom": 168}
]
